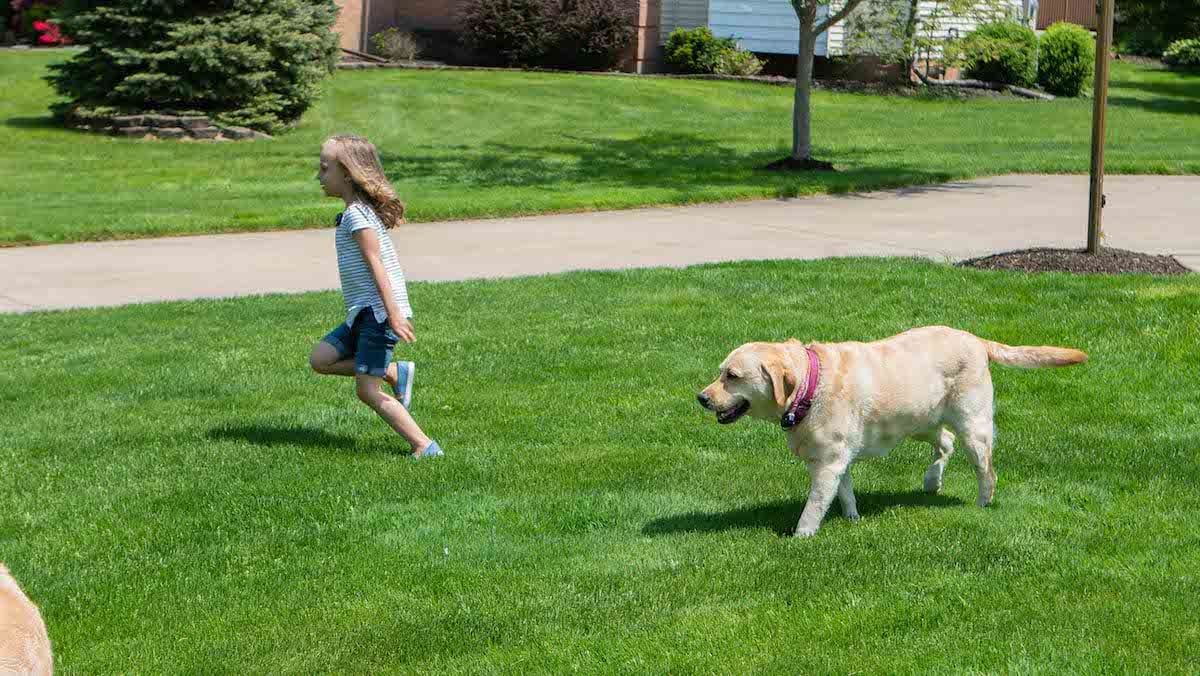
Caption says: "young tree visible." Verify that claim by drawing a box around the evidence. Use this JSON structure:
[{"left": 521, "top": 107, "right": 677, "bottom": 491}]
[
  {"left": 774, "top": 0, "right": 1017, "bottom": 170},
  {"left": 47, "top": 0, "right": 340, "bottom": 132},
  {"left": 771, "top": 0, "right": 874, "bottom": 170}
]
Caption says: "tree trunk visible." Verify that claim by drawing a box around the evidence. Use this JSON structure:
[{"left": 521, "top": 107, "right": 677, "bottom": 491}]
[
  {"left": 792, "top": 4, "right": 818, "bottom": 161},
  {"left": 900, "top": 0, "right": 920, "bottom": 75}
]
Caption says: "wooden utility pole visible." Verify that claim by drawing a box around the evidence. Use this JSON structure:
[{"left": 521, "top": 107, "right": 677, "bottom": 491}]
[{"left": 1086, "top": 0, "right": 1116, "bottom": 254}]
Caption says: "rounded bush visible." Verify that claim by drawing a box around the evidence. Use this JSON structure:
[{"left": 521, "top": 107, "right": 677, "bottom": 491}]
[
  {"left": 546, "top": 0, "right": 637, "bottom": 71},
  {"left": 1163, "top": 38, "right": 1200, "bottom": 70},
  {"left": 960, "top": 21, "right": 1039, "bottom": 87},
  {"left": 1038, "top": 22, "right": 1094, "bottom": 97},
  {"left": 713, "top": 48, "right": 764, "bottom": 76},
  {"left": 460, "top": 0, "right": 636, "bottom": 70},
  {"left": 372, "top": 28, "right": 421, "bottom": 62},
  {"left": 459, "top": 0, "right": 554, "bottom": 67},
  {"left": 664, "top": 27, "right": 736, "bottom": 74}
]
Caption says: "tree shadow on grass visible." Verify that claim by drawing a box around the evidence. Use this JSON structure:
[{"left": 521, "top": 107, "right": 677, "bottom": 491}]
[
  {"left": 206, "top": 423, "right": 361, "bottom": 451},
  {"left": 380, "top": 132, "right": 962, "bottom": 198},
  {"left": 3, "top": 115, "right": 68, "bottom": 130},
  {"left": 642, "top": 490, "right": 966, "bottom": 537},
  {"left": 1111, "top": 76, "right": 1200, "bottom": 102},
  {"left": 1107, "top": 95, "right": 1200, "bottom": 116}
]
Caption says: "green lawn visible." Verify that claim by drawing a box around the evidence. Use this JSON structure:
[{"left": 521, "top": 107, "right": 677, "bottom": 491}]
[
  {"left": 2, "top": 50, "right": 1199, "bottom": 246},
  {"left": 2, "top": 259, "right": 1198, "bottom": 671}
]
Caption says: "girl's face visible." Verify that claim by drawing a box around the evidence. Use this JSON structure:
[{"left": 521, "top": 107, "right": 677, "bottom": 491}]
[{"left": 317, "top": 141, "right": 352, "bottom": 199}]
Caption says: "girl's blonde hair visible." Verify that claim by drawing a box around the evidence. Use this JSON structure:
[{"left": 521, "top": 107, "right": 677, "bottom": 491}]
[{"left": 328, "top": 134, "right": 406, "bottom": 229}]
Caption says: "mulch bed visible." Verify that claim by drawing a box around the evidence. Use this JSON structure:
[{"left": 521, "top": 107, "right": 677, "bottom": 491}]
[
  {"left": 1115, "top": 54, "right": 1166, "bottom": 68},
  {"left": 958, "top": 247, "right": 1192, "bottom": 275},
  {"left": 761, "top": 157, "right": 837, "bottom": 172}
]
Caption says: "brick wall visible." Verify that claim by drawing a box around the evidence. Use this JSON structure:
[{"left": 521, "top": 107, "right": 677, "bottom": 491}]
[
  {"left": 333, "top": 0, "right": 364, "bottom": 51},
  {"left": 391, "top": 0, "right": 468, "bottom": 31},
  {"left": 350, "top": 0, "right": 661, "bottom": 73}
]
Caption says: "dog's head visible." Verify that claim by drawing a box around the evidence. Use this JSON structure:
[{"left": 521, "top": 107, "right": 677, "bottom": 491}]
[{"left": 697, "top": 342, "right": 799, "bottom": 425}]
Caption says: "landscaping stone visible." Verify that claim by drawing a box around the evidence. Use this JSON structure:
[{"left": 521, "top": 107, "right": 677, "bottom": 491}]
[
  {"left": 221, "top": 126, "right": 257, "bottom": 140},
  {"left": 142, "top": 114, "right": 176, "bottom": 128},
  {"left": 189, "top": 126, "right": 221, "bottom": 139},
  {"left": 115, "top": 126, "right": 149, "bottom": 137},
  {"left": 157, "top": 127, "right": 187, "bottom": 139},
  {"left": 178, "top": 116, "right": 210, "bottom": 129},
  {"left": 111, "top": 115, "right": 145, "bottom": 128}
]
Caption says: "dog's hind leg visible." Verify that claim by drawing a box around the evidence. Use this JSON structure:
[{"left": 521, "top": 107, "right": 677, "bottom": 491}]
[
  {"left": 958, "top": 424, "right": 996, "bottom": 506},
  {"left": 838, "top": 471, "right": 860, "bottom": 521},
  {"left": 922, "top": 427, "right": 956, "bottom": 495},
  {"left": 947, "top": 387, "right": 997, "bottom": 507}
]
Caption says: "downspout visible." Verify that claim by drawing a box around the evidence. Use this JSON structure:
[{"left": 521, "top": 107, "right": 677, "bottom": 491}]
[{"left": 360, "top": 0, "right": 371, "bottom": 52}]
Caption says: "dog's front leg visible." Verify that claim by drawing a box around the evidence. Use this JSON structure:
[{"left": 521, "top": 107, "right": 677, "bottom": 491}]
[{"left": 795, "top": 458, "right": 850, "bottom": 537}]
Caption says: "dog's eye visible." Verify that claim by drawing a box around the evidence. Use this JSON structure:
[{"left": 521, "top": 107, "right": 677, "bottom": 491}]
[{"left": 726, "top": 370, "right": 740, "bottom": 380}]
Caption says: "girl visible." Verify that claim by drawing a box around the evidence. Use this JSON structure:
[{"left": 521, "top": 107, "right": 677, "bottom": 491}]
[{"left": 308, "top": 135, "right": 442, "bottom": 459}]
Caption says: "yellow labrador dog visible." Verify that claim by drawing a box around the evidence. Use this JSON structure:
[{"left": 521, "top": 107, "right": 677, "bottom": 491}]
[
  {"left": 697, "top": 326, "right": 1087, "bottom": 537},
  {"left": 0, "top": 563, "right": 52, "bottom": 675}
]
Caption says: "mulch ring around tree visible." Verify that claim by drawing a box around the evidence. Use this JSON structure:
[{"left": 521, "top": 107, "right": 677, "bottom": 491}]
[
  {"left": 761, "top": 157, "right": 837, "bottom": 172},
  {"left": 958, "top": 247, "right": 1192, "bottom": 275}
]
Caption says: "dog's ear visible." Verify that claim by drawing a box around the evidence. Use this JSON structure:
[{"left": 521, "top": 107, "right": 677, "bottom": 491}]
[{"left": 762, "top": 352, "right": 797, "bottom": 408}]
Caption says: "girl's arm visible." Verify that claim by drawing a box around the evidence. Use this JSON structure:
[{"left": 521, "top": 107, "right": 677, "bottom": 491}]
[{"left": 353, "top": 227, "right": 415, "bottom": 343}]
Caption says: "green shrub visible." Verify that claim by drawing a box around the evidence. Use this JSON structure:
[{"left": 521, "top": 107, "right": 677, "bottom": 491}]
[
  {"left": 712, "top": 47, "right": 764, "bottom": 76},
  {"left": 460, "top": 0, "right": 635, "bottom": 70},
  {"left": 459, "top": 0, "right": 552, "bottom": 67},
  {"left": 1037, "top": 22, "right": 1094, "bottom": 96},
  {"left": 1163, "top": 38, "right": 1200, "bottom": 69},
  {"left": 664, "top": 27, "right": 735, "bottom": 73},
  {"left": 372, "top": 28, "right": 421, "bottom": 62},
  {"left": 959, "top": 21, "right": 1038, "bottom": 87},
  {"left": 47, "top": 0, "right": 339, "bottom": 133},
  {"left": 547, "top": 0, "right": 637, "bottom": 71}
]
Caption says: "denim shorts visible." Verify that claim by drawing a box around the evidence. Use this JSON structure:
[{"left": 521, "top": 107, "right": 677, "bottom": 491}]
[{"left": 322, "top": 308, "right": 402, "bottom": 377}]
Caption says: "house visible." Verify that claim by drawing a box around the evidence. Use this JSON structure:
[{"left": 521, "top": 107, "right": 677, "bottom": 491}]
[
  {"left": 1035, "top": 0, "right": 1096, "bottom": 29},
  {"left": 700, "top": 0, "right": 1037, "bottom": 61},
  {"left": 332, "top": 0, "right": 1035, "bottom": 74},
  {"left": 333, "top": 0, "right": 663, "bottom": 72}
]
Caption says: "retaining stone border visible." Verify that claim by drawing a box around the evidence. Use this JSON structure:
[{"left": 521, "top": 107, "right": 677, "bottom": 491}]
[{"left": 66, "top": 112, "right": 272, "bottom": 141}]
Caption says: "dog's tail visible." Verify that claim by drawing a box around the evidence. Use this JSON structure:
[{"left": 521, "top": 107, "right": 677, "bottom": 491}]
[{"left": 983, "top": 339, "right": 1088, "bottom": 369}]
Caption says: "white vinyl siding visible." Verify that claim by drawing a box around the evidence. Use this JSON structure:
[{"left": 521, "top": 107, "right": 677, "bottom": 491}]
[
  {"left": 707, "top": 0, "right": 835, "bottom": 55},
  {"left": 910, "top": 0, "right": 1025, "bottom": 55},
  {"left": 673, "top": 0, "right": 1027, "bottom": 56},
  {"left": 660, "top": 0, "right": 710, "bottom": 43}
]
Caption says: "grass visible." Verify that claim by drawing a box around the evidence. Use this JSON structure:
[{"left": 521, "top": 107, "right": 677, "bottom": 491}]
[
  {"left": 2, "top": 50, "right": 1199, "bottom": 245},
  {"left": 2, "top": 258, "right": 1199, "bottom": 671}
]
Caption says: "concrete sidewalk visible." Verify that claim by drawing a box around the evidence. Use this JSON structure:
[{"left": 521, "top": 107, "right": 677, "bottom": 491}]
[{"left": 1, "top": 174, "right": 1196, "bottom": 313}]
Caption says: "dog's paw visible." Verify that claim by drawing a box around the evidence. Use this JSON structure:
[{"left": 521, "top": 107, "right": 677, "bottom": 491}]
[
  {"left": 924, "top": 477, "right": 942, "bottom": 495},
  {"left": 793, "top": 526, "right": 820, "bottom": 538},
  {"left": 844, "top": 512, "right": 860, "bottom": 522}
]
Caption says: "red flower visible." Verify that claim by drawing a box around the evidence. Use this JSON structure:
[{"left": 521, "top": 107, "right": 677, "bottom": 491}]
[{"left": 31, "top": 19, "right": 70, "bottom": 46}]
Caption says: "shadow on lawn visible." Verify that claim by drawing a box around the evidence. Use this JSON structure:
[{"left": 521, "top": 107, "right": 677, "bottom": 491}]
[
  {"left": 1111, "top": 75, "right": 1200, "bottom": 101},
  {"left": 381, "top": 132, "right": 966, "bottom": 197},
  {"left": 207, "top": 423, "right": 360, "bottom": 450},
  {"left": 3, "top": 115, "right": 68, "bottom": 130},
  {"left": 1107, "top": 95, "right": 1200, "bottom": 116},
  {"left": 642, "top": 491, "right": 965, "bottom": 536}
]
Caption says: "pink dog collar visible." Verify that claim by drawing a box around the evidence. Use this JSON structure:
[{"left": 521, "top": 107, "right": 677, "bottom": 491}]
[{"left": 781, "top": 347, "right": 820, "bottom": 429}]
